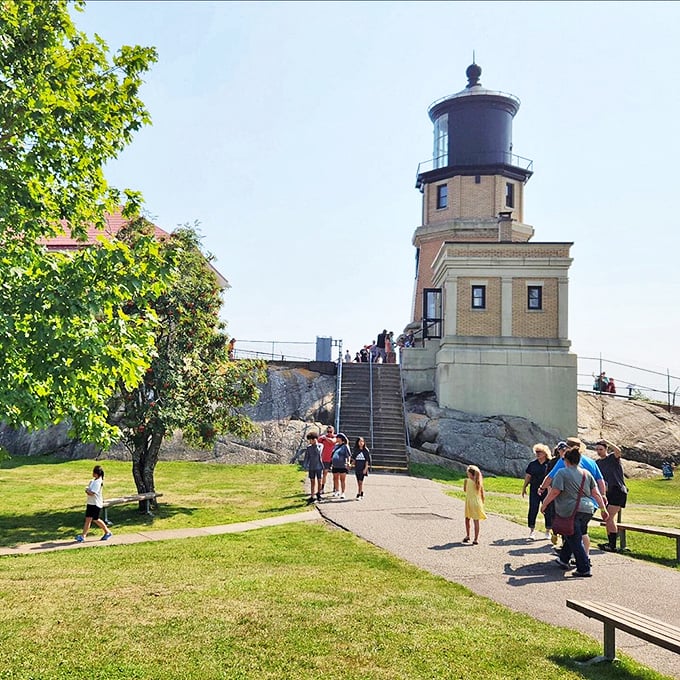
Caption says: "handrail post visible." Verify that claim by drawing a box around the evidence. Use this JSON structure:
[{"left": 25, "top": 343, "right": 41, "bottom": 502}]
[
  {"left": 369, "top": 353, "right": 374, "bottom": 449},
  {"left": 399, "top": 362, "right": 411, "bottom": 450},
  {"left": 335, "top": 342, "right": 343, "bottom": 433}
]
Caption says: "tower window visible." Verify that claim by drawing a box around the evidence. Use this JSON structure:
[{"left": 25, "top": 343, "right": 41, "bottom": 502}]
[
  {"left": 475, "top": 175, "right": 481, "bottom": 184},
  {"left": 505, "top": 182, "right": 515, "bottom": 208},
  {"left": 436, "top": 184, "right": 448, "bottom": 209},
  {"left": 433, "top": 113, "right": 448, "bottom": 168},
  {"left": 527, "top": 285, "right": 543, "bottom": 310},
  {"left": 471, "top": 285, "right": 486, "bottom": 310}
]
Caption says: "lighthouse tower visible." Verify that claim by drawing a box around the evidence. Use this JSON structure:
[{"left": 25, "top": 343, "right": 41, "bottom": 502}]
[{"left": 403, "top": 64, "right": 576, "bottom": 436}]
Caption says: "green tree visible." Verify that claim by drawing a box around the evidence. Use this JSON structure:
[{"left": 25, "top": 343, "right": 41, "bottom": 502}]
[
  {"left": 0, "top": 0, "right": 166, "bottom": 446},
  {"left": 110, "top": 221, "right": 267, "bottom": 498}
]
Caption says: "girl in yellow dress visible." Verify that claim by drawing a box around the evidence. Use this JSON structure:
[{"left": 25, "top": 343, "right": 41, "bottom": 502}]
[{"left": 463, "top": 465, "right": 487, "bottom": 545}]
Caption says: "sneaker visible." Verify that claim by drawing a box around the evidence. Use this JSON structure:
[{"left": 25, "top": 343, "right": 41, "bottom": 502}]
[
  {"left": 550, "top": 532, "right": 558, "bottom": 545},
  {"left": 544, "top": 531, "right": 551, "bottom": 540},
  {"left": 462, "top": 537, "right": 470, "bottom": 543},
  {"left": 306, "top": 497, "right": 315, "bottom": 505},
  {"left": 570, "top": 558, "right": 592, "bottom": 568},
  {"left": 528, "top": 530, "right": 536, "bottom": 541},
  {"left": 100, "top": 532, "right": 112, "bottom": 541},
  {"left": 555, "top": 557, "right": 571, "bottom": 569},
  {"left": 316, "top": 494, "right": 322, "bottom": 502},
  {"left": 572, "top": 571, "right": 592, "bottom": 577},
  {"left": 356, "top": 493, "right": 361, "bottom": 500},
  {"left": 599, "top": 543, "right": 617, "bottom": 552},
  {"left": 340, "top": 493, "right": 346, "bottom": 499},
  {"left": 75, "top": 535, "right": 85, "bottom": 543}
]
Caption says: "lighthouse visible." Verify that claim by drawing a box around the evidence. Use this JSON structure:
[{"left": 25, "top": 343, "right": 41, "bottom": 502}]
[{"left": 402, "top": 64, "right": 576, "bottom": 436}]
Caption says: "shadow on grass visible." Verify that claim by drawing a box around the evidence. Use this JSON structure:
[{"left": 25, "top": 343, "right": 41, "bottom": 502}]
[
  {"left": 258, "top": 502, "right": 307, "bottom": 514},
  {"left": 0, "top": 454, "right": 71, "bottom": 470},
  {"left": 549, "top": 653, "right": 666, "bottom": 680},
  {"left": 0, "top": 504, "right": 200, "bottom": 548}
]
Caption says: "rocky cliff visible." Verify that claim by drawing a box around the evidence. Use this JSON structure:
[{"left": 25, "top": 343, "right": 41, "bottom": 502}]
[{"left": 2, "top": 365, "right": 678, "bottom": 476}]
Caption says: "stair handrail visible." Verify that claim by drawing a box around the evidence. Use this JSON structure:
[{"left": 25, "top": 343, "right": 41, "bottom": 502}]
[
  {"left": 369, "top": 356, "right": 375, "bottom": 449},
  {"left": 335, "top": 353, "right": 343, "bottom": 433},
  {"left": 398, "top": 361, "right": 411, "bottom": 450}
]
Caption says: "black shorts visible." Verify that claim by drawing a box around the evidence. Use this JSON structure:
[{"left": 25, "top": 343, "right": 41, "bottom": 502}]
[
  {"left": 332, "top": 467, "right": 348, "bottom": 474},
  {"left": 85, "top": 504, "right": 101, "bottom": 520},
  {"left": 308, "top": 469, "right": 322, "bottom": 480},
  {"left": 606, "top": 486, "right": 628, "bottom": 508},
  {"left": 322, "top": 461, "right": 332, "bottom": 471}
]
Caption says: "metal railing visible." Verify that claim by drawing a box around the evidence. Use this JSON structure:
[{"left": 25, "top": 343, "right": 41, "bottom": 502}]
[
  {"left": 416, "top": 151, "right": 534, "bottom": 179},
  {"left": 368, "top": 355, "right": 375, "bottom": 450},
  {"left": 335, "top": 353, "right": 342, "bottom": 434},
  {"left": 398, "top": 361, "right": 411, "bottom": 450},
  {"left": 233, "top": 340, "right": 316, "bottom": 362},
  {"left": 578, "top": 355, "right": 680, "bottom": 409}
]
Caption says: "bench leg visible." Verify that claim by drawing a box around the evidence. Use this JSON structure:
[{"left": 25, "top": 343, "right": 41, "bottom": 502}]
[
  {"left": 577, "top": 623, "right": 618, "bottom": 665},
  {"left": 603, "top": 622, "right": 616, "bottom": 661},
  {"left": 618, "top": 528, "right": 627, "bottom": 551},
  {"left": 676, "top": 538, "right": 680, "bottom": 563},
  {"left": 104, "top": 507, "right": 112, "bottom": 526}
]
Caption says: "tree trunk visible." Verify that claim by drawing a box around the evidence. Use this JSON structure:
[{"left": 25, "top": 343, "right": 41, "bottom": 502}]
[{"left": 131, "top": 428, "right": 165, "bottom": 511}]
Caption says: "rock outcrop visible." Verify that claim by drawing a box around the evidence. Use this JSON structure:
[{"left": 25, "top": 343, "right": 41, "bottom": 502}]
[
  {"left": 406, "top": 393, "right": 561, "bottom": 477},
  {"left": 577, "top": 392, "right": 680, "bottom": 467},
  {"left": 2, "top": 365, "right": 678, "bottom": 478}
]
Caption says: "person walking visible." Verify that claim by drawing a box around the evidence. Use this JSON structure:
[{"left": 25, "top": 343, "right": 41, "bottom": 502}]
[
  {"left": 541, "top": 446, "right": 609, "bottom": 577},
  {"left": 330, "top": 433, "right": 352, "bottom": 499},
  {"left": 318, "top": 425, "right": 337, "bottom": 495},
  {"left": 351, "top": 437, "right": 371, "bottom": 500},
  {"left": 302, "top": 432, "right": 324, "bottom": 504},
  {"left": 522, "top": 444, "right": 552, "bottom": 540},
  {"left": 538, "top": 437, "right": 606, "bottom": 560},
  {"left": 595, "top": 439, "right": 627, "bottom": 552},
  {"left": 75, "top": 465, "right": 112, "bottom": 543},
  {"left": 463, "top": 465, "right": 487, "bottom": 545}
]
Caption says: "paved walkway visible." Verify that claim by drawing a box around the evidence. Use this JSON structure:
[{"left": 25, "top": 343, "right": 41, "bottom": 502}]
[
  {"left": 316, "top": 473, "right": 680, "bottom": 679},
  {"left": 2, "top": 474, "right": 678, "bottom": 678}
]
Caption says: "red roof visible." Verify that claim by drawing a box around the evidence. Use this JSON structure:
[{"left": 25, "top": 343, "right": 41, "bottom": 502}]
[
  {"left": 41, "top": 211, "right": 170, "bottom": 251},
  {"left": 42, "top": 211, "right": 229, "bottom": 288}
]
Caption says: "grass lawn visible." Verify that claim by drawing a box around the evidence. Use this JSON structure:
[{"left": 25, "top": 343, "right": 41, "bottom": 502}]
[
  {"left": 0, "top": 457, "right": 307, "bottom": 548},
  {"left": 0, "top": 456, "right": 676, "bottom": 679},
  {"left": 0, "top": 522, "right": 671, "bottom": 680}
]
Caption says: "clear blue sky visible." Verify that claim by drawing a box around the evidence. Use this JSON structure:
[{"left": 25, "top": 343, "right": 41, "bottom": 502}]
[{"left": 75, "top": 1, "right": 680, "bottom": 394}]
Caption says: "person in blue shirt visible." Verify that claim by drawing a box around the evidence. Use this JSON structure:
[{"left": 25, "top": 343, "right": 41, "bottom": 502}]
[{"left": 537, "top": 437, "right": 607, "bottom": 561}]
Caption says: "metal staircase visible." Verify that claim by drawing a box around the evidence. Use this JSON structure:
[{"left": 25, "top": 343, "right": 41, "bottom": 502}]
[{"left": 338, "top": 363, "right": 409, "bottom": 472}]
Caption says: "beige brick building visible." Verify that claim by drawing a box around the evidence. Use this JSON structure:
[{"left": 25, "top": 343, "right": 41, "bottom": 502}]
[{"left": 402, "top": 64, "right": 576, "bottom": 436}]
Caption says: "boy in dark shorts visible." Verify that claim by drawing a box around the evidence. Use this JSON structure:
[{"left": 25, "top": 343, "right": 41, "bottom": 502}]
[
  {"left": 75, "top": 465, "right": 112, "bottom": 543},
  {"left": 302, "top": 432, "right": 324, "bottom": 504}
]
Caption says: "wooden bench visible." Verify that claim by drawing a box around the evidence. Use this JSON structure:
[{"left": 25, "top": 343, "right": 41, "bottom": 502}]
[
  {"left": 599, "top": 521, "right": 680, "bottom": 562},
  {"left": 103, "top": 492, "right": 163, "bottom": 525},
  {"left": 567, "top": 599, "right": 680, "bottom": 663}
]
